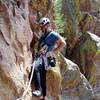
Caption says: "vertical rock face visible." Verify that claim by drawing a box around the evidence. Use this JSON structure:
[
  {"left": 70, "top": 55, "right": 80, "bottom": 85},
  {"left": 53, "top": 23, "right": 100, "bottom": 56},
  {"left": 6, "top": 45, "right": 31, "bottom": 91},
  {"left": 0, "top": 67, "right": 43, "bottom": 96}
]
[
  {"left": 0, "top": 0, "right": 55, "bottom": 99},
  {"left": 62, "top": 0, "right": 99, "bottom": 87},
  {"left": 79, "top": 0, "right": 100, "bottom": 37},
  {"left": 61, "top": 0, "right": 100, "bottom": 99},
  {"left": 79, "top": 0, "right": 100, "bottom": 13},
  {"left": 0, "top": 0, "right": 33, "bottom": 99},
  {"left": 81, "top": 13, "right": 100, "bottom": 37},
  {"left": 79, "top": 0, "right": 91, "bottom": 12}
]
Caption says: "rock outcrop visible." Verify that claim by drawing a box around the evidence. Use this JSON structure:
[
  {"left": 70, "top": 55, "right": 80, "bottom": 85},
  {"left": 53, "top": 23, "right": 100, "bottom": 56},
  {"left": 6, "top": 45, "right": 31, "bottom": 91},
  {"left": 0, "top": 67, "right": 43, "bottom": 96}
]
[
  {"left": 62, "top": 0, "right": 97, "bottom": 87},
  {"left": 60, "top": 55, "right": 93, "bottom": 100},
  {"left": 79, "top": 0, "right": 100, "bottom": 19},
  {"left": 79, "top": 0, "right": 100, "bottom": 37},
  {"left": 0, "top": 0, "right": 33, "bottom": 99},
  {"left": 80, "top": 13, "right": 100, "bottom": 37}
]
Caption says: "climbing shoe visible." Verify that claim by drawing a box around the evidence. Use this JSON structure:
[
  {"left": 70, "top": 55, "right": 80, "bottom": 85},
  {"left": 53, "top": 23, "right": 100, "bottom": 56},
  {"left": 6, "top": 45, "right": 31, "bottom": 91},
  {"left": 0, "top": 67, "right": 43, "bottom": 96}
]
[{"left": 32, "top": 90, "right": 41, "bottom": 97}]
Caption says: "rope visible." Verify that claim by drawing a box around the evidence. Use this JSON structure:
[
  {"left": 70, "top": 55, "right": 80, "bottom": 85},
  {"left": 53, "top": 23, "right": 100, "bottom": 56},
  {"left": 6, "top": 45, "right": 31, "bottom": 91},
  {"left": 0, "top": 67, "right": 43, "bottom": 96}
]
[{"left": 16, "top": 60, "right": 36, "bottom": 100}]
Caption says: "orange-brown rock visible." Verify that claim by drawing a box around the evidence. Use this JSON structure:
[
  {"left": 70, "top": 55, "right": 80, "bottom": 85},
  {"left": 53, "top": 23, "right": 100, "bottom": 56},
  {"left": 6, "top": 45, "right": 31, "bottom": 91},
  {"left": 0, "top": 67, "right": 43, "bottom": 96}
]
[
  {"left": 80, "top": 13, "right": 100, "bottom": 37},
  {"left": 0, "top": 0, "right": 32, "bottom": 99},
  {"left": 79, "top": 0, "right": 91, "bottom": 12}
]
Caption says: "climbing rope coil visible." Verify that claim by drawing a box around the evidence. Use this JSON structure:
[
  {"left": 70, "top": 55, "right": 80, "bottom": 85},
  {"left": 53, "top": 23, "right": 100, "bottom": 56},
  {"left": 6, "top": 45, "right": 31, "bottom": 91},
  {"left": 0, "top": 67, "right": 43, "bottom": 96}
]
[{"left": 16, "top": 60, "right": 36, "bottom": 100}]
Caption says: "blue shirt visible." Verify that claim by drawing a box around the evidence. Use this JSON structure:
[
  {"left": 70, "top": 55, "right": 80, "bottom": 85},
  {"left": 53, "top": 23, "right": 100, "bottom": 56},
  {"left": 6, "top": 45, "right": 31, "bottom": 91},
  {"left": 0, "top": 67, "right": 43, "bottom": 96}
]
[{"left": 38, "top": 31, "right": 60, "bottom": 52}]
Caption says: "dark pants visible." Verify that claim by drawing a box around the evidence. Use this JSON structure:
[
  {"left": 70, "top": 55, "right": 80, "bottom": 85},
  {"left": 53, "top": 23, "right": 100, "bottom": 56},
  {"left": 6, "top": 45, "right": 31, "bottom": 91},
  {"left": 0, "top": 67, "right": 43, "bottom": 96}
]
[{"left": 33, "top": 65, "right": 47, "bottom": 96}]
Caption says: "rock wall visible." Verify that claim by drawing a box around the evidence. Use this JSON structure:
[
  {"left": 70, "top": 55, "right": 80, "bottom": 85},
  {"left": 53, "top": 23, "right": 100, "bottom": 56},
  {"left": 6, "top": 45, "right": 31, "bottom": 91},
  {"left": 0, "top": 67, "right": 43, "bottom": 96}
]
[
  {"left": 0, "top": 0, "right": 33, "bottom": 99},
  {"left": 62, "top": 0, "right": 100, "bottom": 86},
  {"left": 79, "top": 0, "right": 100, "bottom": 37}
]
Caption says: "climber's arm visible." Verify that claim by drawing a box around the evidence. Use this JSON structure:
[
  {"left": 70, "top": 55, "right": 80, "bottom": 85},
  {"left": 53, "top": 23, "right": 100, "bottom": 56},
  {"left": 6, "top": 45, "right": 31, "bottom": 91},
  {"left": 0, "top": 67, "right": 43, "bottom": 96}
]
[{"left": 53, "top": 36, "right": 66, "bottom": 54}]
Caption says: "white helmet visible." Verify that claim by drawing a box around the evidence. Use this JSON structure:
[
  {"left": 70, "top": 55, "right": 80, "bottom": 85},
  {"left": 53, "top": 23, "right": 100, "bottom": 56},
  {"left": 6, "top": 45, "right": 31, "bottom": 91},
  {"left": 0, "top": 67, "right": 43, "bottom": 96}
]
[{"left": 39, "top": 17, "right": 50, "bottom": 26}]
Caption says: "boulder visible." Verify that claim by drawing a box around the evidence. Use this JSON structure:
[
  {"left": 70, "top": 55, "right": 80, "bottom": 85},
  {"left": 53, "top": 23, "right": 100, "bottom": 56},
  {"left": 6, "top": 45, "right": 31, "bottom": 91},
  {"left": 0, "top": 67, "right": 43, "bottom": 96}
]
[
  {"left": 68, "top": 31, "right": 97, "bottom": 86},
  {"left": 60, "top": 54, "right": 93, "bottom": 100}
]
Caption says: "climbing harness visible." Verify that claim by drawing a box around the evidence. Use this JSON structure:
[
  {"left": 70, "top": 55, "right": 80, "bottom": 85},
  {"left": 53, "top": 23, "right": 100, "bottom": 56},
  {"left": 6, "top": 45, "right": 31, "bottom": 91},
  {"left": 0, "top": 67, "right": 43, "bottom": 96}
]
[{"left": 16, "top": 60, "right": 36, "bottom": 100}]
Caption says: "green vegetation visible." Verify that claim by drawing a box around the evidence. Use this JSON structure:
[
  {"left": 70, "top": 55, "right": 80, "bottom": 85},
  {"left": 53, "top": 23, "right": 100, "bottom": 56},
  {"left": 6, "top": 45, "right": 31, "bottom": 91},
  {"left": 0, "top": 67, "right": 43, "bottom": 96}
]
[
  {"left": 96, "top": 50, "right": 100, "bottom": 55},
  {"left": 53, "top": 0, "right": 65, "bottom": 35}
]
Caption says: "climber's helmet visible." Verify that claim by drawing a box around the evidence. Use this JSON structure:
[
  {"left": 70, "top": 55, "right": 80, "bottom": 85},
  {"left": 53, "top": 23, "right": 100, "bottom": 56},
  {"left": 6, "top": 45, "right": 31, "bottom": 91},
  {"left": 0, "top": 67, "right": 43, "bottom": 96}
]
[{"left": 39, "top": 17, "right": 50, "bottom": 26}]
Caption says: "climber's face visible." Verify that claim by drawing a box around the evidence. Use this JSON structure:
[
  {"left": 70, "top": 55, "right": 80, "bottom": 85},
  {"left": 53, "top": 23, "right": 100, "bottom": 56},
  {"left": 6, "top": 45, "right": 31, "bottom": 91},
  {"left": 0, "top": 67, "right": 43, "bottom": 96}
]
[{"left": 40, "top": 24, "right": 49, "bottom": 33}]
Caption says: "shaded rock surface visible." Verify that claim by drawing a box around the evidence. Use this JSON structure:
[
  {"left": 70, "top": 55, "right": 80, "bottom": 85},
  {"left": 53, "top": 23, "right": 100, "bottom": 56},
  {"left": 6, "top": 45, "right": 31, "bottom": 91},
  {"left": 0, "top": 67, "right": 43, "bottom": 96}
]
[
  {"left": 0, "top": 0, "right": 32, "bottom": 99},
  {"left": 67, "top": 31, "right": 97, "bottom": 87},
  {"left": 80, "top": 13, "right": 100, "bottom": 37},
  {"left": 61, "top": 0, "right": 100, "bottom": 99},
  {"left": 62, "top": 0, "right": 98, "bottom": 87},
  {"left": 79, "top": 0, "right": 100, "bottom": 37}
]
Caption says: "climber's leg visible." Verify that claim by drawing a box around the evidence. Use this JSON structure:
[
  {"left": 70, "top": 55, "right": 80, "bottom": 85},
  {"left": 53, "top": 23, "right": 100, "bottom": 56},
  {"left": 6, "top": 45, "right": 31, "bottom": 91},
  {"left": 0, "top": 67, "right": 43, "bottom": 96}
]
[
  {"left": 33, "top": 69, "right": 40, "bottom": 90},
  {"left": 32, "top": 68, "right": 41, "bottom": 96},
  {"left": 39, "top": 65, "right": 47, "bottom": 97}
]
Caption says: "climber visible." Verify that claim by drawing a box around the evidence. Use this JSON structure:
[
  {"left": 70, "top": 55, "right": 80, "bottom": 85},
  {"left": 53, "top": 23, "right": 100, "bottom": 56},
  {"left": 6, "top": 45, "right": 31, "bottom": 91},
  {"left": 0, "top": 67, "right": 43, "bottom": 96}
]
[{"left": 31, "top": 17, "right": 66, "bottom": 100}]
